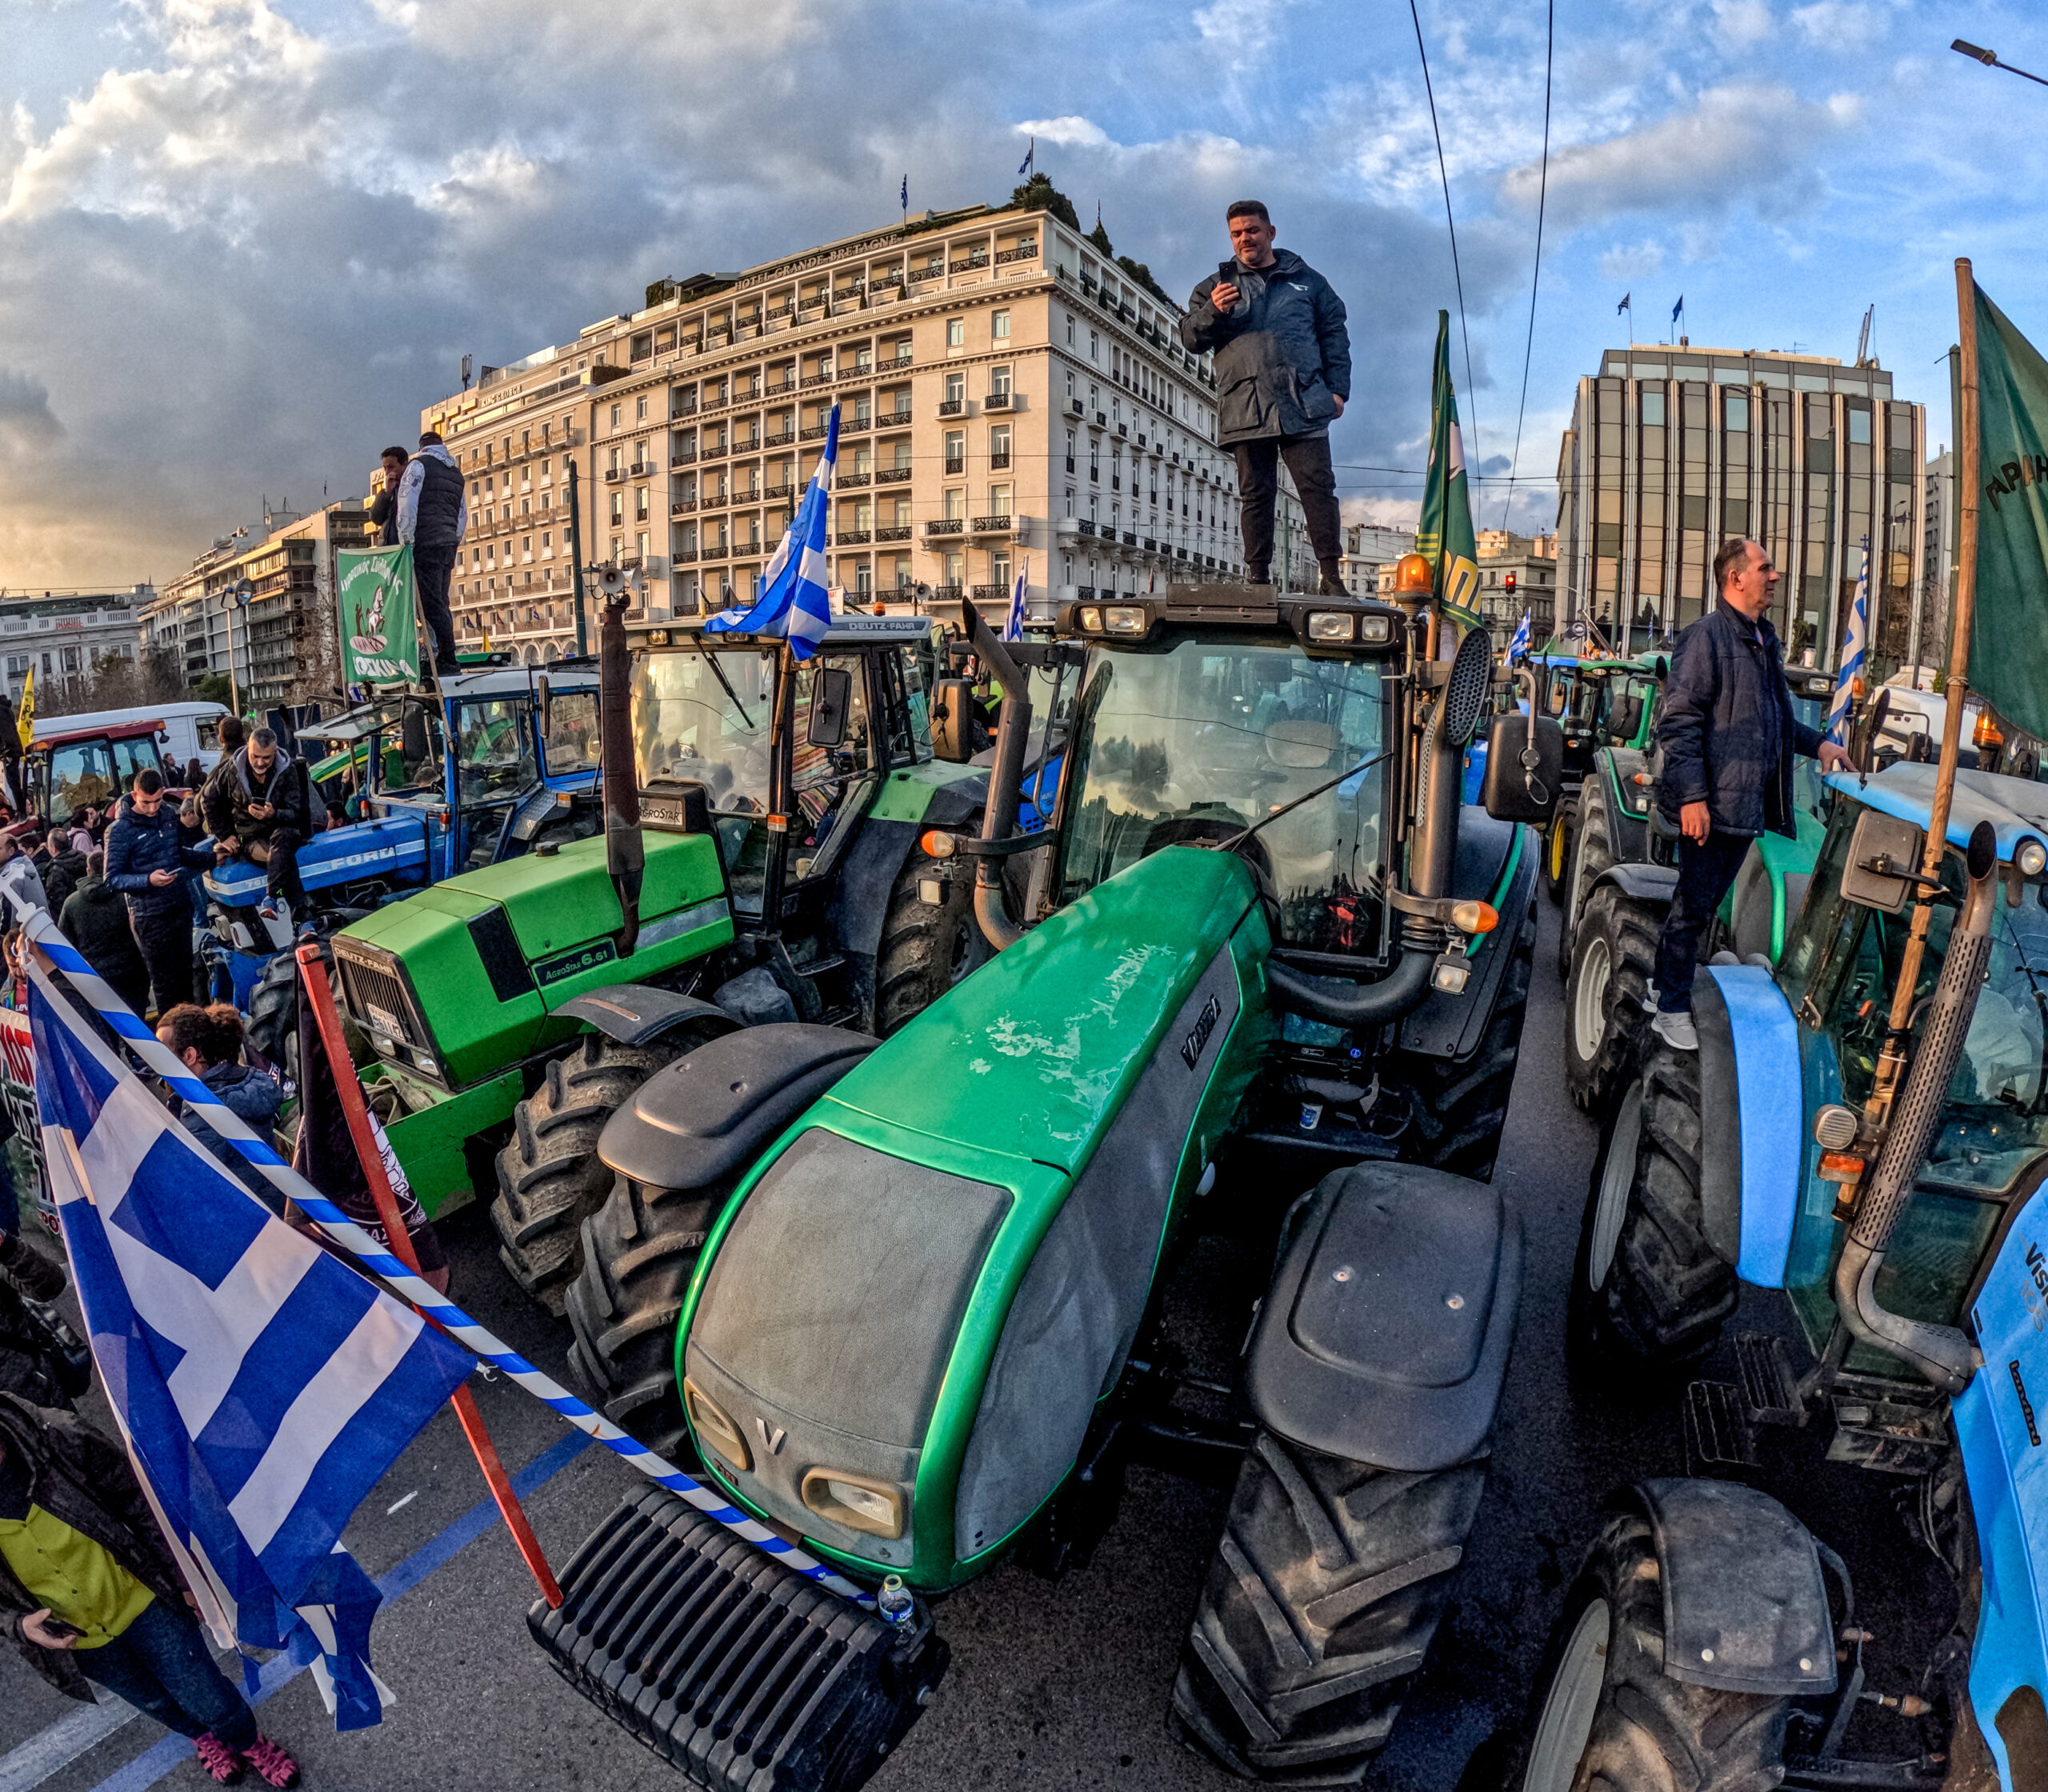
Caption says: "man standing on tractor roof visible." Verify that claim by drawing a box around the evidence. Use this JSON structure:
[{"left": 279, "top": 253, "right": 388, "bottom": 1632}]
[
  {"left": 394, "top": 428, "right": 466, "bottom": 683},
  {"left": 1651, "top": 538, "right": 1852, "bottom": 1050},
  {"left": 1180, "top": 200, "right": 1350, "bottom": 595}
]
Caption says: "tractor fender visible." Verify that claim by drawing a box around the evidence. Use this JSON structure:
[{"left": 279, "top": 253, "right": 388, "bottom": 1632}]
[
  {"left": 1598, "top": 747, "right": 1655, "bottom": 863},
  {"left": 1692, "top": 966, "right": 1803, "bottom": 1285},
  {"left": 826, "top": 772, "right": 990, "bottom": 962},
  {"left": 1396, "top": 811, "right": 1539, "bottom": 1061},
  {"left": 556, "top": 985, "right": 741, "bottom": 1050},
  {"left": 1623, "top": 1478, "right": 1838, "bottom": 1698},
  {"left": 1589, "top": 862, "right": 1678, "bottom": 905}
]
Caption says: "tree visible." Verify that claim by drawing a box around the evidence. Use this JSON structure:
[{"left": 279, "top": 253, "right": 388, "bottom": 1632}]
[
  {"left": 1087, "top": 220, "right": 1115, "bottom": 258},
  {"left": 62, "top": 644, "right": 187, "bottom": 714},
  {"left": 194, "top": 671, "right": 234, "bottom": 710},
  {"left": 1116, "top": 256, "right": 1175, "bottom": 307},
  {"left": 1007, "top": 174, "right": 1078, "bottom": 232}
]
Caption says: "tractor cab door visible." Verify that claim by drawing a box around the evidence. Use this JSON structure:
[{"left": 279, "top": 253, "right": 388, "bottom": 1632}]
[
  {"left": 538, "top": 684, "right": 602, "bottom": 789},
  {"left": 450, "top": 695, "right": 540, "bottom": 870},
  {"left": 783, "top": 650, "right": 880, "bottom": 892}
]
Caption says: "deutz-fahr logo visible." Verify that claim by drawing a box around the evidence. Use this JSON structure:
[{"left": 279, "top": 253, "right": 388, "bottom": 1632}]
[
  {"left": 1182, "top": 994, "right": 1223, "bottom": 1070},
  {"left": 534, "top": 940, "right": 618, "bottom": 987}
]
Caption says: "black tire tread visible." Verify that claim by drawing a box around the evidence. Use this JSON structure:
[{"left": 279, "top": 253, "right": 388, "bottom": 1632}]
[
  {"left": 1563, "top": 885, "right": 1659, "bottom": 1115},
  {"left": 874, "top": 847, "right": 988, "bottom": 1037},
  {"left": 1542, "top": 797, "right": 1578, "bottom": 906},
  {"left": 1561, "top": 788, "right": 1614, "bottom": 978}
]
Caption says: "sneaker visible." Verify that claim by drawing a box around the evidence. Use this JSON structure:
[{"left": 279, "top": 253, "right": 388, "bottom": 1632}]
[
  {"left": 239, "top": 1737, "right": 300, "bottom": 1789},
  {"left": 257, "top": 902, "right": 278, "bottom": 922},
  {"left": 193, "top": 1734, "right": 245, "bottom": 1785},
  {"left": 1650, "top": 1010, "right": 1698, "bottom": 1051}
]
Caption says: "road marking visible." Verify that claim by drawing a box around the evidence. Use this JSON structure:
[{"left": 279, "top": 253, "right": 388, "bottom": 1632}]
[
  {"left": 386, "top": 1490, "right": 418, "bottom": 1514},
  {"left": 0, "top": 1427, "right": 594, "bottom": 1792}
]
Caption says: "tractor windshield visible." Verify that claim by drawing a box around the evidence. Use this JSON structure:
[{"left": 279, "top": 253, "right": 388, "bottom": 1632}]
[
  {"left": 453, "top": 698, "right": 538, "bottom": 802},
  {"left": 1059, "top": 634, "right": 1387, "bottom": 954},
  {"left": 631, "top": 646, "right": 777, "bottom": 811}
]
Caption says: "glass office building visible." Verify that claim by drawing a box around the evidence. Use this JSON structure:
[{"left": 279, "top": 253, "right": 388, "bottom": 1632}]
[{"left": 1555, "top": 348, "right": 1927, "bottom": 671}]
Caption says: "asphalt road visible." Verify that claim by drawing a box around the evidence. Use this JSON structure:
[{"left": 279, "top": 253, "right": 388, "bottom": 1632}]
[{"left": 0, "top": 895, "right": 1942, "bottom": 1792}]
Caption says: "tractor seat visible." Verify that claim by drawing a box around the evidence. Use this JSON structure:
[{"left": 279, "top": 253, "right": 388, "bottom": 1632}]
[{"left": 596, "top": 1022, "right": 876, "bottom": 1193}]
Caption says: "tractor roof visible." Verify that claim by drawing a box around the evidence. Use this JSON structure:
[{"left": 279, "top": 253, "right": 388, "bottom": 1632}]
[
  {"left": 667, "top": 616, "right": 936, "bottom": 647},
  {"left": 1826, "top": 762, "right": 2048, "bottom": 865},
  {"left": 1055, "top": 584, "right": 1404, "bottom": 654}
]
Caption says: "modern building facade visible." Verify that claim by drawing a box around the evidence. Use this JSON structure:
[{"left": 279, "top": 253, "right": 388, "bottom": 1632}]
[
  {"left": 1554, "top": 346, "right": 1926, "bottom": 671},
  {"left": 418, "top": 199, "right": 1246, "bottom": 655},
  {"left": 0, "top": 587, "right": 150, "bottom": 705},
  {"left": 1922, "top": 447, "right": 1954, "bottom": 674}
]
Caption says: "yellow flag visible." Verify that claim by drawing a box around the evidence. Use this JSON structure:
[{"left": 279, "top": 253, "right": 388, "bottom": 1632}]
[{"left": 16, "top": 667, "right": 33, "bottom": 749}]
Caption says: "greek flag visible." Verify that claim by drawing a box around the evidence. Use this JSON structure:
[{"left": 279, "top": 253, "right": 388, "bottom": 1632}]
[
  {"left": 1018, "top": 138, "right": 1034, "bottom": 178},
  {"left": 29, "top": 954, "right": 472, "bottom": 1730},
  {"left": 1827, "top": 545, "right": 1870, "bottom": 746},
  {"left": 1005, "top": 555, "right": 1029, "bottom": 642},
  {"left": 705, "top": 404, "right": 838, "bottom": 660},
  {"left": 1507, "top": 609, "right": 1531, "bottom": 663}
]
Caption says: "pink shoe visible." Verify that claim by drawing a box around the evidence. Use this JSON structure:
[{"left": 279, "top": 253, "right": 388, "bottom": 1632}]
[
  {"left": 192, "top": 1733, "right": 245, "bottom": 1784},
  {"left": 239, "top": 1736, "right": 300, "bottom": 1788}
]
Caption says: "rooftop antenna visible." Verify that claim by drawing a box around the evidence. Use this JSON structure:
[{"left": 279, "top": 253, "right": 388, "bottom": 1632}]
[
  {"left": 462, "top": 354, "right": 474, "bottom": 392},
  {"left": 1856, "top": 304, "right": 1875, "bottom": 367}
]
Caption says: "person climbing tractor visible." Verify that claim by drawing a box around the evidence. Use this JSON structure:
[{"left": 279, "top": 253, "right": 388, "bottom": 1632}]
[{"left": 1650, "top": 538, "right": 1851, "bottom": 1049}]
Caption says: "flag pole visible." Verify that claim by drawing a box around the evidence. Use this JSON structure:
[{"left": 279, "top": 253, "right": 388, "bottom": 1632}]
[
  {"left": 294, "top": 942, "right": 563, "bottom": 1609},
  {"left": 1866, "top": 257, "right": 1980, "bottom": 1128}
]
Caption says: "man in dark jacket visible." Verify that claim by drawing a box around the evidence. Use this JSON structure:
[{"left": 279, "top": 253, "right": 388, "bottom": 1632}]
[
  {"left": 105, "top": 771, "right": 214, "bottom": 1017},
  {"left": 59, "top": 851, "right": 151, "bottom": 1014},
  {"left": 396, "top": 429, "right": 469, "bottom": 682},
  {"left": 1651, "top": 538, "right": 1851, "bottom": 1048},
  {"left": 37, "top": 833, "right": 86, "bottom": 914},
  {"left": 203, "top": 728, "right": 305, "bottom": 922},
  {"left": 1180, "top": 200, "right": 1350, "bottom": 593},
  {"left": 368, "top": 445, "right": 408, "bottom": 546}
]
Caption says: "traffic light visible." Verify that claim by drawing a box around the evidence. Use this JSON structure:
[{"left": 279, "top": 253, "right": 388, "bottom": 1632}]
[{"left": 1504, "top": 572, "right": 1517, "bottom": 597}]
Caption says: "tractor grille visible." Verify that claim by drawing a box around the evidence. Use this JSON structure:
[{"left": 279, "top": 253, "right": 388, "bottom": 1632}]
[
  {"left": 333, "top": 942, "right": 429, "bottom": 1058},
  {"left": 530, "top": 1483, "right": 946, "bottom": 1792}
]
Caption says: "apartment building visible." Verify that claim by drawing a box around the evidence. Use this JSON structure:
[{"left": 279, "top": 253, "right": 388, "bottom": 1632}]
[
  {"left": 1474, "top": 530, "right": 1558, "bottom": 641},
  {"left": 0, "top": 586, "right": 150, "bottom": 703},
  {"left": 420, "top": 199, "right": 1246, "bottom": 656}
]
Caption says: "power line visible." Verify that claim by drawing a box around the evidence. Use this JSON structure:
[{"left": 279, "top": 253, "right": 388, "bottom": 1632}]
[
  {"left": 1409, "top": 0, "right": 1478, "bottom": 466},
  {"left": 1502, "top": 0, "right": 1554, "bottom": 530}
]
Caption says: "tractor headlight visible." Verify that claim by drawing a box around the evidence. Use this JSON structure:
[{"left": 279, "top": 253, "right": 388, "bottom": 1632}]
[
  {"left": 1307, "top": 611, "right": 1354, "bottom": 642},
  {"left": 1102, "top": 605, "right": 1146, "bottom": 634},
  {"left": 1358, "top": 614, "right": 1392, "bottom": 643},
  {"left": 682, "top": 1379, "right": 750, "bottom": 1473},
  {"left": 1077, "top": 606, "right": 1103, "bottom": 633},
  {"left": 801, "top": 1468, "right": 906, "bottom": 1539},
  {"left": 2018, "top": 838, "right": 2047, "bottom": 878}
]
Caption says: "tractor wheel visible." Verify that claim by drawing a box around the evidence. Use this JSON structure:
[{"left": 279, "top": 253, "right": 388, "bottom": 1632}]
[
  {"left": 491, "top": 1032, "right": 693, "bottom": 1313},
  {"left": 1567, "top": 1046, "right": 1736, "bottom": 1382},
  {"left": 1171, "top": 1430, "right": 1489, "bottom": 1782},
  {"left": 1381, "top": 897, "right": 1535, "bottom": 1183},
  {"left": 874, "top": 844, "right": 990, "bottom": 1036},
  {"left": 563, "top": 1170, "right": 718, "bottom": 1459},
  {"left": 1515, "top": 1508, "right": 1790, "bottom": 1792},
  {"left": 1562, "top": 885, "right": 1658, "bottom": 1115},
  {"left": 244, "top": 951, "right": 300, "bottom": 1070},
  {"left": 1558, "top": 790, "right": 1614, "bottom": 981},
  {"left": 1542, "top": 797, "right": 1578, "bottom": 906}
]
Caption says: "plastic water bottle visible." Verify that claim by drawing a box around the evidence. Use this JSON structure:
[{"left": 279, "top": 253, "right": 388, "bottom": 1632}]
[{"left": 878, "top": 1574, "right": 914, "bottom": 1628}]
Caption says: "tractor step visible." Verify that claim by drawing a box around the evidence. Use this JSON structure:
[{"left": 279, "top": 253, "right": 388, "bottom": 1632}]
[
  {"left": 1825, "top": 1373, "right": 1951, "bottom": 1477},
  {"left": 1734, "top": 1333, "right": 1806, "bottom": 1427},
  {"left": 1682, "top": 1380, "right": 1758, "bottom": 1475},
  {"left": 530, "top": 1483, "right": 947, "bottom": 1792}
]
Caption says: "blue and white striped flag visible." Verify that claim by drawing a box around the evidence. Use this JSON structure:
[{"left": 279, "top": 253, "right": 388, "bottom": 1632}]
[
  {"left": 1004, "top": 555, "right": 1029, "bottom": 642},
  {"left": 29, "top": 959, "right": 472, "bottom": 1730},
  {"left": 1827, "top": 546, "right": 1870, "bottom": 746},
  {"left": 1018, "top": 138, "right": 1034, "bottom": 178},
  {"left": 1506, "top": 609, "right": 1531, "bottom": 663},
  {"left": 704, "top": 404, "right": 838, "bottom": 660}
]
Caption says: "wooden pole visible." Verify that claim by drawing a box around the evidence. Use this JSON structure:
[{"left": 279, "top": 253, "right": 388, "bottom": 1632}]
[
  {"left": 1865, "top": 259, "right": 1980, "bottom": 1127},
  {"left": 294, "top": 944, "right": 563, "bottom": 1607}
]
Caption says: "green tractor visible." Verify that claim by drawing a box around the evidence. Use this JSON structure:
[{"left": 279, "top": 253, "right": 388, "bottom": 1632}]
[
  {"left": 533, "top": 587, "right": 1556, "bottom": 1789},
  {"left": 1529, "top": 650, "right": 1666, "bottom": 908},
  {"left": 326, "top": 607, "right": 997, "bottom": 1306}
]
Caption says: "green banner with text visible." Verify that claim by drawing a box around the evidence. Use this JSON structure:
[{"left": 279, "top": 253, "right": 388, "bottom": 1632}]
[{"left": 337, "top": 545, "right": 420, "bottom": 685}]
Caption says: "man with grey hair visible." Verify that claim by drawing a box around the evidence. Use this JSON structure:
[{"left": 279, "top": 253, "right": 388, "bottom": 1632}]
[{"left": 202, "top": 726, "right": 306, "bottom": 925}]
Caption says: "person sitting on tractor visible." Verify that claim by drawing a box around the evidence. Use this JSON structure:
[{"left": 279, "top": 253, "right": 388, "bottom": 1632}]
[{"left": 202, "top": 728, "right": 306, "bottom": 926}]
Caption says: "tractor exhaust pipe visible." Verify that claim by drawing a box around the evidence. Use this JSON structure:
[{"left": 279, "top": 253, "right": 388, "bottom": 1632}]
[
  {"left": 1833, "top": 820, "right": 1998, "bottom": 1393},
  {"left": 598, "top": 592, "right": 643, "bottom": 959},
  {"left": 962, "top": 600, "right": 1031, "bottom": 953}
]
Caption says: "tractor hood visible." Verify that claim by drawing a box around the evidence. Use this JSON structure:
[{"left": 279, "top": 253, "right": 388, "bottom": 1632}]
[
  {"left": 206, "top": 814, "right": 428, "bottom": 908},
  {"left": 682, "top": 846, "right": 1272, "bottom": 1587},
  {"left": 1826, "top": 762, "right": 2048, "bottom": 868}
]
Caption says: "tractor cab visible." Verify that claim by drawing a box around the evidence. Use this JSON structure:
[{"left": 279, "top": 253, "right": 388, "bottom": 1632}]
[{"left": 22, "top": 719, "right": 181, "bottom": 832}]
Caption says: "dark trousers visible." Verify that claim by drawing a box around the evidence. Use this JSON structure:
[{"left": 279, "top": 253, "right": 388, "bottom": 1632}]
[
  {"left": 128, "top": 906, "right": 193, "bottom": 1018},
  {"left": 1654, "top": 830, "right": 1753, "bottom": 1013},
  {"left": 411, "top": 541, "right": 462, "bottom": 676},
  {"left": 246, "top": 831, "right": 305, "bottom": 908},
  {"left": 1233, "top": 433, "right": 1343, "bottom": 585},
  {"left": 75, "top": 1597, "right": 258, "bottom": 1749}
]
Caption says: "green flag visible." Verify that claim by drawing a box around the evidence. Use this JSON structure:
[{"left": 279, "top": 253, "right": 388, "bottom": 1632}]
[
  {"left": 337, "top": 545, "right": 420, "bottom": 684},
  {"left": 1970, "top": 282, "right": 2048, "bottom": 741},
  {"left": 1417, "top": 310, "right": 1482, "bottom": 633}
]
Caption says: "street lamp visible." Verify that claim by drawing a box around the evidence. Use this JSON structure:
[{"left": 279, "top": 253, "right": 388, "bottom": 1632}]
[
  {"left": 1951, "top": 38, "right": 2048, "bottom": 88},
  {"left": 226, "top": 578, "right": 254, "bottom": 718}
]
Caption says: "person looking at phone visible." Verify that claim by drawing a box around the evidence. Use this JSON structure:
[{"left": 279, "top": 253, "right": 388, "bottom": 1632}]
[
  {"left": 0, "top": 1396, "right": 302, "bottom": 1785},
  {"left": 204, "top": 726, "right": 306, "bottom": 926},
  {"left": 1179, "top": 200, "right": 1351, "bottom": 594}
]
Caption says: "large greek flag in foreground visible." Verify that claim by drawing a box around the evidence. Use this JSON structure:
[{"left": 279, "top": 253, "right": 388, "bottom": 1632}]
[
  {"left": 30, "top": 964, "right": 473, "bottom": 1730},
  {"left": 705, "top": 402, "right": 839, "bottom": 659}
]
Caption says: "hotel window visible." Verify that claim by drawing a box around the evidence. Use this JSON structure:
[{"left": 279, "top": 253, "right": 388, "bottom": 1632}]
[
  {"left": 992, "top": 310, "right": 1010, "bottom": 339},
  {"left": 990, "top": 365, "right": 1012, "bottom": 399},
  {"left": 990, "top": 425, "right": 1011, "bottom": 469},
  {"left": 989, "top": 483, "right": 1012, "bottom": 518},
  {"left": 944, "top": 488, "right": 965, "bottom": 520},
  {"left": 636, "top": 397, "right": 648, "bottom": 421},
  {"left": 610, "top": 404, "right": 622, "bottom": 428},
  {"left": 946, "top": 318, "right": 966, "bottom": 347}
]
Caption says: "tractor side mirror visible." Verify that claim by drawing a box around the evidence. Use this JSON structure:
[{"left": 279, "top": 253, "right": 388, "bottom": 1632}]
[
  {"left": 806, "top": 666, "right": 852, "bottom": 750},
  {"left": 1608, "top": 694, "right": 1644, "bottom": 745},
  {"left": 1481, "top": 712, "right": 1564, "bottom": 822},
  {"left": 930, "top": 675, "right": 974, "bottom": 762},
  {"left": 1841, "top": 809, "right": 1924, "bottom": 914},
  {"left": 537, "top": 675, "right": 552, "bottom": 746}
]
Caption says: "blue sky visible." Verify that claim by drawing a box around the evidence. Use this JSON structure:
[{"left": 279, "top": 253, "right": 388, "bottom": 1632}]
[{"left": 5, "top": 0, "right": 2047, "bottom": 586}]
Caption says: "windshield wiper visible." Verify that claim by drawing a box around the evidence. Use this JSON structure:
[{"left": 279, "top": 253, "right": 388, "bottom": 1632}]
[
  {"left": 1215, "top": 748, "right": 1394, "bottom": 857},
  {"left": 691, "top": 639, "right": 755, "bottom": 730}
]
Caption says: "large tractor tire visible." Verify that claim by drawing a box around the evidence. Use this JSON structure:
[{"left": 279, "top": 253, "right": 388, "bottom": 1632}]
[
  {"left": 244, "top": 950, "right": 300, "bottom": 1071},
  {"left": 1562, "top": 884, "right": 1658, "bottom": 1115},
  {"left": 875, "top": 843, "right": 991, "bottom": 1036},
  {"left": 563, "top": 1170, "right": 718, "bottom": 1459},
  {"left": 1541, "top": 796, "right": 1578, "bottom": 906},
  {"left": 1567, "top": 1047, "right": 1736, "bottom": 1382},
  {"left": 1514, "top": 1507, "right": 1791, "bottom": 1792},
  {"left": 1172, "top": 1430, "right": 1489, "bottom": 1782},
  {"left": 1382, "top": 898, "right": 1535, "bottom": 1183},
  {"left": 1558, "top": 788, "right": 1614, "bottom": 980},
  {"left": 491, "top": 1032, "right": 695, "bottom": 1313}
]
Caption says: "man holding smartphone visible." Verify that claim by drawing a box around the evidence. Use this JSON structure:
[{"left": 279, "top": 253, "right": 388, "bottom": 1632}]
[{"left": 1180, "top": 200, "right": 1351, "bottom": 593}]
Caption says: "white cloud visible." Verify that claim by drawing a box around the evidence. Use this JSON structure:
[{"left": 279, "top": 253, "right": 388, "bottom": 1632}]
[
  {"left": 1015, "top": 115, "right": 1113, "bottom": 150},
  {"left": 1192, "top": 0, "right": 1296, "bottom": 58},
  {"left": 1599, "top": 239, "right": 1666, "bottom": 280},
  {"left": 1789, "top": 1, "right": 1889, "bottom": 50},
  {"left": 1713, "top": 1, "right": 1774, "bottom": 45}
]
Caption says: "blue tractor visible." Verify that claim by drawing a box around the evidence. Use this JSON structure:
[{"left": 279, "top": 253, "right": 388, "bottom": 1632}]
[
  {"left": 208, "top": 666, "right": 602, "bottom": 1024},
  {"left": 1517, "top": 760, "right": 2048, "bottom": 1792}
]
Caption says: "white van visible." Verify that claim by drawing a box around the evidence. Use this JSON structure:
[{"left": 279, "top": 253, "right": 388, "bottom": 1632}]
[{"left": 31, "top": 700, "right": 233, "bottom": 772}]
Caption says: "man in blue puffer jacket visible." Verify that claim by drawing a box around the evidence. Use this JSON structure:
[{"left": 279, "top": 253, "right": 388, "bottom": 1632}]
[
  {"left": 1650, "top": 538, "right": 1852, "bottom": 1049},
  {"left": 103, "top": 770, "right": 214, "bottom": 1018}
]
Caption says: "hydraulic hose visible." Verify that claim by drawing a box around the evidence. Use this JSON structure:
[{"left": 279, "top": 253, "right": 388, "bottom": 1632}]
[
  {"left": 1833, "top": 821, "right": 1998, "bottom": 1393},
  {"left": 962, "top": 601, "right": 1031, "bottom": 952},
  {"left": 1266, "top": 938, "right": 1436, "bottom": 1028}
]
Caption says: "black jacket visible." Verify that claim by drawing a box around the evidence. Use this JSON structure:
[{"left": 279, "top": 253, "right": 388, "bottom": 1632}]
[
  {"left": 0, "top": 1393, "right": 188, "bottom": 1702},
  {"left": 1180, "top": 248, "right": 1352, "bottom": 445},
  {"left": 203, "top": 747, "right": 305, "bottom": 845},
  {"left": 38, "top": 848, "right": 86, "bottom": 914},
  {"left": 1657, "top": 601, "right": 1825, "bottom": 839},
  {"left": 370, "top": 478, "right": 402, "bottom": 547},
  {"left": 104, "top": 796, "right": 213, "bottom": 916},
  {"left": 0, "top": 1235, "right": 74, "bottom": 1412},
  {"left": 59, "top": 877, "right": 147, "bottom": 983}
]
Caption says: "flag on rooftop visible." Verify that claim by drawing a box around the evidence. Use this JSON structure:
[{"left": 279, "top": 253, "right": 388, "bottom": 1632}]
[
  {"left": 29, "top": 954, "right": 473, "bottom": 1730},
  {"left": 1966, "top": 279, "right": 2048, "bottom": 742},
  {"left": 705, "top": 404, "right": 838, "bottom": 659},
  {"left": 1672, "top": 294, "right": 1684, "bottom": 324},
  {"left": 1617, "top": 293, "right": 1630, "bottom": 314},
  {"left": 900, "top": 174, "right": 907, "bottom": 217},
  {"left": 1018, "top": 138, "right": 1034, "bottom": 178},
  {"left": 1827, "top": 547, "right": 1868, "bottom": 746},
  {"left": 1417, "top": 310, "right": 1482, "bottom": 634}
]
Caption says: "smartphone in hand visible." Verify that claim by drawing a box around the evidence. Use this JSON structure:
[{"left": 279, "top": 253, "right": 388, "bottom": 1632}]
[
  {"left": 40, "top": 1617, "right": 81, "bottom": 1641},
  {"left": 1218, "top": 260, "right": 1238, "bottom": 285}
]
